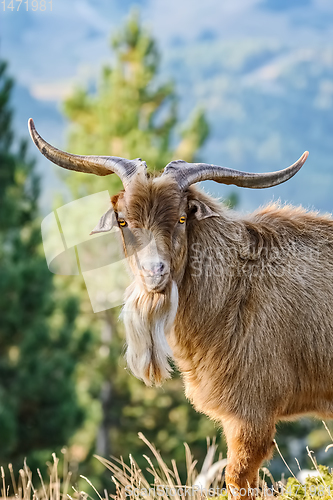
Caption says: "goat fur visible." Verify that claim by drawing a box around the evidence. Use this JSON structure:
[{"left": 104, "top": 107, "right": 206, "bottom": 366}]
[{"left": 111, "top": 175, "right": 333, "bottom": 498}]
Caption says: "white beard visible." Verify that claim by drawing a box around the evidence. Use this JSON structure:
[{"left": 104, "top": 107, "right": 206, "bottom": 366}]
[{"left": 121, "top": 280, "right": 179, "bottom": 386}]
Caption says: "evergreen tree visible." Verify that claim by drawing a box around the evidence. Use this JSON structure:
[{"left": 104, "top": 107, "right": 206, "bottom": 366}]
[
  {"left": 62, "top": 12, "right": 221, "bottom": 480},
  {"left": 0, "top": 60, "right": 92, "bottom": 470},
  {"left": 63, "top": 10, "right": 209, "bottom": 198}
]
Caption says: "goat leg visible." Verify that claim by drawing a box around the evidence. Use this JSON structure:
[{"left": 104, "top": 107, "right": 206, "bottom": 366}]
[{"left": 223, "top": 418, "right": 276, "bottom": 500}]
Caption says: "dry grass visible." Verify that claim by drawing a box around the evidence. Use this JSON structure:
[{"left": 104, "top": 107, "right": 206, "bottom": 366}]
[
  {"left": 93, "top": 426, "right": 333, "bottom": 500},
  {"left": 2, "top": 424, "right": 333, "bottom": 500},
  {"left": 95, "top": 432, "right": 227, "bottom": 500},
  {"left": 0, "top": 435, "right": 226, "bottom": 500},
  {"left": 0, "top": 452, "right": 82, "bottom": 500}
]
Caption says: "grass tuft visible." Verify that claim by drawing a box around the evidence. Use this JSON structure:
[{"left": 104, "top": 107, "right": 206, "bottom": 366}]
[{"left": 3, "top": 425, "right": 333, "bottom": 500}]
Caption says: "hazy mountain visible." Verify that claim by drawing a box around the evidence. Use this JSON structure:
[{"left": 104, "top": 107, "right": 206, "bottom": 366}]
[
  {"left": 2, "top": 0, "right": 333, "bottom": 214},
  {"left": 163, "top": 39, "right": 333, "bottom": 212}
]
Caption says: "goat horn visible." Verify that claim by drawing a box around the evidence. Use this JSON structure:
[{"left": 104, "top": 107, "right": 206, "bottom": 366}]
[
  {"left": 162, "top": 151, "right": 308, "bottom": 190},
  {"left": 28, "top": 118, "right": 147, "bottom": 189}
]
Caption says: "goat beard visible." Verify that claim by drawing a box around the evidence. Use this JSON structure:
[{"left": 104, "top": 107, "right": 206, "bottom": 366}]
[{"left": 121, "top": 280, "right": 179, "bottom": 386}]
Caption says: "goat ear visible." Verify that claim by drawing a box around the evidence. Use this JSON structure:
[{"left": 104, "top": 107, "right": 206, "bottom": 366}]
[
  {"left": 90, "top": 207, "right": 116, "bottom": 235},
  {"left": 188, "top": 199, "right": 219, "bottom": 221}
]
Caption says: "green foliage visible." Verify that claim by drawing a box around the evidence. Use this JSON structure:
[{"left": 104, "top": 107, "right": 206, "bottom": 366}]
[
  {"left": 280, "top": 466, "right": 333, "bottom": 500},
  {"left": 61, "top": 11, "right": 221, "bottom": 484},
  {"left": 0, "top": 60, "right": 92, "bottom": 470}
]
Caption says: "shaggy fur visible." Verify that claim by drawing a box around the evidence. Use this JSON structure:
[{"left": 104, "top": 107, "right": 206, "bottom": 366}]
[{"left": 111, "top": 175, "right": 333, "bottom": 499}]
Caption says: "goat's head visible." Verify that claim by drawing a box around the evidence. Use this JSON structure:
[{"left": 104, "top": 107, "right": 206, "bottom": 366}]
[
  {"left": 28, "top": 118, "right": 308, "bottom": 385},
  {"left": 110, "top": 176, "right": 188, "bottom": 292}
]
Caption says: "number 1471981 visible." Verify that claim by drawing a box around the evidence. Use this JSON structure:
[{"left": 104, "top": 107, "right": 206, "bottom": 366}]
[{"left": 2, "top": 0, "right": 52, "bottom": 10}]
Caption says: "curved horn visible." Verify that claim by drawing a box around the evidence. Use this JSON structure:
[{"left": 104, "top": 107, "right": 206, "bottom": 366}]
[
  {"left": 28, "top": 118, "right": 146, "bottom": 189},
  {"left": 162, "top": 152, "right": 309, "bottom": 190}
]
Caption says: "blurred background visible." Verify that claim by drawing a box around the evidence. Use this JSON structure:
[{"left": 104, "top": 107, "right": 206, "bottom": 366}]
[{"left": 1, "top": 0, "right": 333, "bottom": 491}]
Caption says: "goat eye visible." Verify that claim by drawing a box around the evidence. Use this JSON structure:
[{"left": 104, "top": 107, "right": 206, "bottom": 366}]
[
  {"left": 118, "top": 219, "right": 127, "bottom": 227},
  {"left": 179, "top": 216, "right": 186, "bottom": 224}
]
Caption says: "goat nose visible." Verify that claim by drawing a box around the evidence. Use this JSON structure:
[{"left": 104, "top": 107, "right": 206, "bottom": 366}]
[{"left": 142, "top": 262, "right": 165, "bottom": 276}]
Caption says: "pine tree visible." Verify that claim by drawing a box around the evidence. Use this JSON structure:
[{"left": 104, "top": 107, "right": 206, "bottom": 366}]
[
  {"left": 61, "top": 12, "right": 222, "bottom": 482},
  {"left": 0, "top": 60, "right": 92, "bottom": 470},
  {"left": 63, "top": 10, "right": 209, "bottom": 199}
]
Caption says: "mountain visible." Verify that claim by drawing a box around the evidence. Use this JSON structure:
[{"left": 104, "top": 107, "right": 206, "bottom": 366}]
[
  {"left": 2, "top": 0, "right": 333, "bottom": 214},
  {"left": 163, "top": 39, "right": 333, "bottom": 212}
]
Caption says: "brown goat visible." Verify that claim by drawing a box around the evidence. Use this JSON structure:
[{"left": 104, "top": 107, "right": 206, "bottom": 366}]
[{"left": 29, "top": 118, "right": 333, "bottom": 498}]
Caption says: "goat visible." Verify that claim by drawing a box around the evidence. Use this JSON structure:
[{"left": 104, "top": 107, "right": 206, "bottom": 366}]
[{"left": 29, "top": 118, "right": 333, "bottom": 499}]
